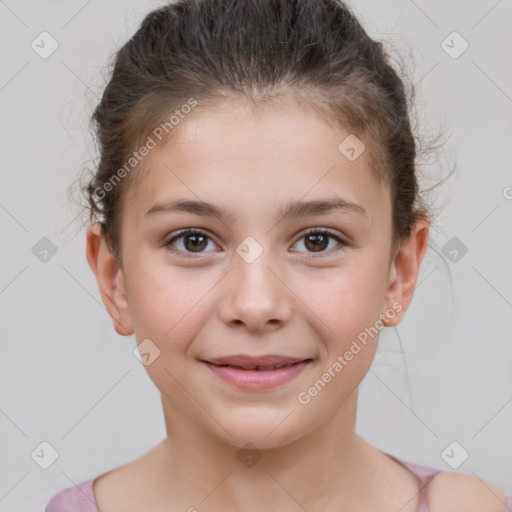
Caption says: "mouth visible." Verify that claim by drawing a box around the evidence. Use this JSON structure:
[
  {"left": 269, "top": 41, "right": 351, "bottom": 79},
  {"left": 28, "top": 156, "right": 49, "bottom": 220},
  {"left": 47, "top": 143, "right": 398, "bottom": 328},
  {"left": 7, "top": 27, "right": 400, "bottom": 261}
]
[{"left": 199, "top": 355, "right": 314, "bottom": 390}]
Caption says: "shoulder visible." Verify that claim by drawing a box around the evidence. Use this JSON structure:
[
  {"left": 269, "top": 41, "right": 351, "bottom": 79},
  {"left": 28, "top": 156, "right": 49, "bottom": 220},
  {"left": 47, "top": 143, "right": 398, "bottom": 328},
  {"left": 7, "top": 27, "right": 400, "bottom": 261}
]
[
  {"left": 427, "top": 471, "right": 508, "bottom": 512},
  {"left": 47, "top": 442, "right": 166, "bottom": 510},
  {"left": 44, "top": 477, "right": 98, "bottom": 512}
]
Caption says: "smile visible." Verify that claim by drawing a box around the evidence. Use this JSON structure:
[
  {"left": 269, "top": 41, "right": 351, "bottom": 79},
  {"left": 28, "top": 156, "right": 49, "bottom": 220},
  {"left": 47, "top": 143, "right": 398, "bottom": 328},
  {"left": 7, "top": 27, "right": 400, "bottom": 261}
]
[{"left": 201, "top": 357, "right": 313, "bottom": 390}]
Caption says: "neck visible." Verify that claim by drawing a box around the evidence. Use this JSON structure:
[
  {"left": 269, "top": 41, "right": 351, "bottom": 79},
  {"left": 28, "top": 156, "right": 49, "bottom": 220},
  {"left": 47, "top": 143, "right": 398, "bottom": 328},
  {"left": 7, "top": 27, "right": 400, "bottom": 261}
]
[{"left": 151, "top": 389, "right": 383, "bottom": 510}]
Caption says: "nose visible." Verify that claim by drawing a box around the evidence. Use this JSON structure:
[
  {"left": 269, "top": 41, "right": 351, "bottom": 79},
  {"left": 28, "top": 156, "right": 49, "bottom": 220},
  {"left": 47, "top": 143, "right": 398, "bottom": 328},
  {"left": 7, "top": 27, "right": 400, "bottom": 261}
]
[{"left": 217, "top": 246, "right": 293, "bottom": 334}]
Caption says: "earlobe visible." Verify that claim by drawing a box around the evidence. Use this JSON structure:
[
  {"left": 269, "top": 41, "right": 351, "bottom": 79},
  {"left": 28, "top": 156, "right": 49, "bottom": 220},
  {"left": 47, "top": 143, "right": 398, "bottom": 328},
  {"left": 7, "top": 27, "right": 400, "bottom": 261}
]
[
  {"left": 85, "top": 223, "right": 134, "bottom": 336},
  {"left": 383, "top": 220, "right": 430, "bottom": 327}
]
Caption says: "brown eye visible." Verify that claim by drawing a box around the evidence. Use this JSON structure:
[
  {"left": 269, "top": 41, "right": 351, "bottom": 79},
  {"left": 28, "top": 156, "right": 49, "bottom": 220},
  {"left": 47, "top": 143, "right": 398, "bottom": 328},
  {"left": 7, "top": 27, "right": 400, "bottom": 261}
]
[
  {"left": 304, "top": 233, "right": 330, "bottom": 252},
  {"left": 291, "top": 229, "right": 347, "bottom": 257},
  {"left": 165, "top": 229, "right": 217, "bottom": 256},
  {"left": 183, "top": 233, "right": 208, "bottom": 252}
]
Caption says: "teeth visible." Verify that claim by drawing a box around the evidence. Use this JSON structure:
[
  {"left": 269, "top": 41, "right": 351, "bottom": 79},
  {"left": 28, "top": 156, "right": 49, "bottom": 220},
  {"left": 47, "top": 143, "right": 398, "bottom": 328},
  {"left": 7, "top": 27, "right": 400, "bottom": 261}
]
[
  {"left": 216, "top": 362, "right": 302, "bottom": 370},
  {"left": 245, "top": 363, "right": 294, "bottom": 370}
]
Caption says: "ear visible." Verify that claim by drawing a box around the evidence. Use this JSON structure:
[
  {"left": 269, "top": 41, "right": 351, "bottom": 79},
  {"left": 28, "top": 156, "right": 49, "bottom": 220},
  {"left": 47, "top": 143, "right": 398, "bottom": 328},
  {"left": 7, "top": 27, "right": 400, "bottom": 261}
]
[
  {"left": 85, "top": 223, "right": 134, "bottom": 336},
  {"left": 383, "top": 219, "right": 430, "bottom": 326}
]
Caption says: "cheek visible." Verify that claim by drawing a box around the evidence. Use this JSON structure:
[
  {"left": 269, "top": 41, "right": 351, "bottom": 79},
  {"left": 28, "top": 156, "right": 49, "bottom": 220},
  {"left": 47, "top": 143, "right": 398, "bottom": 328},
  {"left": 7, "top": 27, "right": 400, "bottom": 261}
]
[
  {"left": 293, "top": 271, "right": 384, "bottom": 408},
  {"left": 292, "top": 266, "right": 387, "bottom": 390},
  {"left": 297, "top": 265, "right": 386, "bottom": 339},
  {"left": 127, "top": 258, "right": 215, "bottom": 343}
]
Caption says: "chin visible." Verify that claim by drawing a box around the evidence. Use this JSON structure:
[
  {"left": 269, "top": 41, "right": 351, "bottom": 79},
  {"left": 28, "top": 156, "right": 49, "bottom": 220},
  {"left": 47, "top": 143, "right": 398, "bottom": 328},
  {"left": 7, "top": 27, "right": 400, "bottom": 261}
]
[{"left": 212, "top": 407, "right": 305, "bottom": 451}]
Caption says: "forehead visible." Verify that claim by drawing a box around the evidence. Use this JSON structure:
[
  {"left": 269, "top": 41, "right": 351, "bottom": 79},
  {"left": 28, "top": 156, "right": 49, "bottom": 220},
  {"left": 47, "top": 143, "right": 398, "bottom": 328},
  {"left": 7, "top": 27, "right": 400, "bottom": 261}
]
[{"left": 122, "top": 99, "right": 390, "bottom": 228}]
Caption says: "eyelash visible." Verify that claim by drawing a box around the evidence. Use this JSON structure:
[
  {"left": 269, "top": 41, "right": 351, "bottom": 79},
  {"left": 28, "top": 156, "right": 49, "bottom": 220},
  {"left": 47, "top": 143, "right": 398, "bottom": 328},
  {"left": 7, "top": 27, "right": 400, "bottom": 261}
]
[{"left": 164, "top": 227, "right": 347, "bottom": 259}]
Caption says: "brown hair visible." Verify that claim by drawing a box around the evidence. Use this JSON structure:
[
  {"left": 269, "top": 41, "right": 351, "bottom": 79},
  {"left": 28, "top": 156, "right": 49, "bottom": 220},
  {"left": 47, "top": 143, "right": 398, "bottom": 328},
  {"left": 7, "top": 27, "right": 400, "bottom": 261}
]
[{"left": 81, "top": 0, "right": 437, "bottom": 264}]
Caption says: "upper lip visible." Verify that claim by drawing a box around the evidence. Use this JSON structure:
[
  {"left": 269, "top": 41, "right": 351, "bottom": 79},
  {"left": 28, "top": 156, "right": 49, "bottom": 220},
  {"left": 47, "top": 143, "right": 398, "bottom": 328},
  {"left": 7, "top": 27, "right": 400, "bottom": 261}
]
[{"left": 201, "top": 354, "right": 312, "bottom": 369}]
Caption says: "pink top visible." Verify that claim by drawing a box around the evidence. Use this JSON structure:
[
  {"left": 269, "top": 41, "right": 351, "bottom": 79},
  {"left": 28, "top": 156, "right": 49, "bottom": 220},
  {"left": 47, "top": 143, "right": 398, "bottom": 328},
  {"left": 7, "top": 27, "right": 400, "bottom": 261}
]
[{"left": 44, "top": 451, "right": 512, "bottom": 511}]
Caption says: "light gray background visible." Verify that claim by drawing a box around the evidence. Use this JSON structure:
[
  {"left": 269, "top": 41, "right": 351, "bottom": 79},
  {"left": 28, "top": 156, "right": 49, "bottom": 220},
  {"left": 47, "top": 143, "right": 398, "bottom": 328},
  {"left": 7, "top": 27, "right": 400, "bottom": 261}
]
[{"left": 1, "top": 0, "right": 511, "bottom": 510}]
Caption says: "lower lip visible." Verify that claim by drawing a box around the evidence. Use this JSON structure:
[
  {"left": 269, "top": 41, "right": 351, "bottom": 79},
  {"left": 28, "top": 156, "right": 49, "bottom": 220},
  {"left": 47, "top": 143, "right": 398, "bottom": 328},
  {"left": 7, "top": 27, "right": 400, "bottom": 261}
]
[{"left": 203, "top": 361, "right": 311, "bottom": 390}]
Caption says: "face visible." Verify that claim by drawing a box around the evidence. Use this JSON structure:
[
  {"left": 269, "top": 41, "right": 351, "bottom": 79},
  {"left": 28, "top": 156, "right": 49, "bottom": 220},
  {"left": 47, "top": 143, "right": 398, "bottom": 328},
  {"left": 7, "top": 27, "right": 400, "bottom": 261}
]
[{"left": 88, "top": 98, "right": 428, "bottom": 450}]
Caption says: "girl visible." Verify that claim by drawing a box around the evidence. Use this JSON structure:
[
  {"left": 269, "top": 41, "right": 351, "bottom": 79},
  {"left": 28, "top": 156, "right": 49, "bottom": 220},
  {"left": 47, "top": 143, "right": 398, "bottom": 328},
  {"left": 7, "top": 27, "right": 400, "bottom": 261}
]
[{"left": 45, "top": 0, "right": 511, "bottom": 510}]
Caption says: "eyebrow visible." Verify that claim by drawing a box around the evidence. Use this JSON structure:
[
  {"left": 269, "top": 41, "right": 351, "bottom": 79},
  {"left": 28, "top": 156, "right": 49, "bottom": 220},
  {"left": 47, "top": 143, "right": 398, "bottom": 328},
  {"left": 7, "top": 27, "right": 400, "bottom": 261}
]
[{"left": 144, "top": 197, "right": 367, "bottom": 223}]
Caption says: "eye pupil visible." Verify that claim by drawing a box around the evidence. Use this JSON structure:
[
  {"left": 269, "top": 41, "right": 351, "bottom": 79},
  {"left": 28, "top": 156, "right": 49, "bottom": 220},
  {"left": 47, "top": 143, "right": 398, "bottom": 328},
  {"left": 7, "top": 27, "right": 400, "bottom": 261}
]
[{"left": 305, "top": 234, "right": 328, "bottom": 252}]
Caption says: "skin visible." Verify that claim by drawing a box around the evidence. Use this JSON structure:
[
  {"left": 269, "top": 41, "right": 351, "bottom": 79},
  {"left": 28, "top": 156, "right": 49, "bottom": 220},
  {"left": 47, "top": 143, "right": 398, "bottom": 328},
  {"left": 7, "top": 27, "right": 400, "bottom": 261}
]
[{"left": 85, "top": 98, "right": 504, "bottom": 511}]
